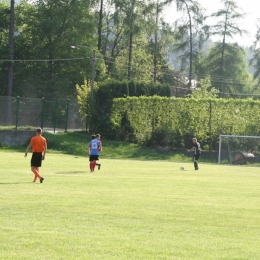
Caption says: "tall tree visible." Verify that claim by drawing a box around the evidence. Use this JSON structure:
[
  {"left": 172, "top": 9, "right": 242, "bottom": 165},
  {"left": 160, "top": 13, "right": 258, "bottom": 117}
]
[
  {"left": 113, "top": 0, "right": 149, "bottom": 80},
  {"left": 197, "top": 42, "right": 255, "bottom": 96},
  {"left": 115, "top": 34, "right": 154, "bottom": 82},
  {"left": 102, "top": 3, "right": 127, "bottom": 76},
  {"left": 14, "top": 0, "right": 98, "bottom": 98},
  {"left": 147, "top": 0, "right": 175, "bottom": 84},
  {"left": 97, "top": 0, "right": 104, "bottom": 52},
  {"left": 250, "top": 19, "right": 260, "bottom": 86},
  {"left": 0, "top": 1, "right": 10, "bottom": 95},
  {"left": 166, "top": 0, "right": 208, "bottom": 87},
  {"left": 143, "top": 0, "right": 175, "bottom": 84},
  {"left": 210, "top": 0, "right": 247, "bottom": 95}
]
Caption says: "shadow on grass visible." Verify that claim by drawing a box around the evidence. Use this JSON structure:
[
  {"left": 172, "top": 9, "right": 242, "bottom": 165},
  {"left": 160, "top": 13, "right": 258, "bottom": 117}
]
[{"left": 55, "top": 171, "right": 86, "bottom": 174}]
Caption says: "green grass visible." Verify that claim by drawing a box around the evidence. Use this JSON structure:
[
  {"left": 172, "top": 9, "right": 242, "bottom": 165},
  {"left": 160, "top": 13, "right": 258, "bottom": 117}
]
[
  {"left": 1, "top": 151, "right": 260, "bottom": 259},
  {"left": 0, "top": 125, "right": 37, "bottom": 130},
  {"left": 0, "top": 131, "right": 214, "bottom": 163}
]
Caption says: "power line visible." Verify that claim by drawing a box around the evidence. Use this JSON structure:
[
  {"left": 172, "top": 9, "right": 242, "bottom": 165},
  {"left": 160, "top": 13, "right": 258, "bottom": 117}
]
[
  {"left": 0, "top": 58, "right": 85, "bottom": 62},
  {"left": 0, "top": 51, "right": 259, "bottom": 90}
]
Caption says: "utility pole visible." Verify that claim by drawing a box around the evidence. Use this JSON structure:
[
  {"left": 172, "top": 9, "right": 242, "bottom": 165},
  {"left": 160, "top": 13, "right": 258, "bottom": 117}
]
[
  {"left": 6, "top": 0, "right": 15, "bottom": 125},
  {"left": 7, "top": 0, "right": 14, "bottom": 97}
]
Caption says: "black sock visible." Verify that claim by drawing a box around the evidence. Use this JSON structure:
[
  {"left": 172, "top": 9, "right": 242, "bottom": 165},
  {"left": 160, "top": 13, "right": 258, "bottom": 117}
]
[{"left": 194, "top": 161, "right": 199, "bottom": 168}]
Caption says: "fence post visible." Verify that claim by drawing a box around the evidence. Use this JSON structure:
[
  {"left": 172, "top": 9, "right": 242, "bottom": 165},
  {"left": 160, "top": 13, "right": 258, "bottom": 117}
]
[
  {"left": 209, "top": 100, "right": 212, "bottom": 152},
  {"left": 15, "top": 96, "right": 19, "bottom": 130},
  {"left": 65, "top": 99, "right": 70, "bottom": 132},
  {"left": 41, "top": 97, "right": 44, "bottom": 129}
]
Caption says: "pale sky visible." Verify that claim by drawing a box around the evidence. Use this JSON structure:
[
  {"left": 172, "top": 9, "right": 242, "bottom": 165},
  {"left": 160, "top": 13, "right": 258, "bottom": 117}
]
[{"left": 164, "top": 0, "right": 259, "bottom": 47}]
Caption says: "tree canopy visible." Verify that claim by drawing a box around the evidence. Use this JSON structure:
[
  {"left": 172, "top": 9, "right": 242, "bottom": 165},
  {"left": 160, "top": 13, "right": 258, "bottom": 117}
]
[{"left": 1, "top": 0, "right": 260, "bottom": 99}]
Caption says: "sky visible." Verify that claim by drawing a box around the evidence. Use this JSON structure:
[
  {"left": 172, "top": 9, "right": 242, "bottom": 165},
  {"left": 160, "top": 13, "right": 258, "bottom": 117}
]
[{"left": 163, "top": 0, "right": 260, "bottom": 47}]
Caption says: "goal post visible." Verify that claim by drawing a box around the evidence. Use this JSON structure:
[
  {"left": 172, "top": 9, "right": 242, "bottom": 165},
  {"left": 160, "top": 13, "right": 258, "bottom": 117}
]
[{"left": 218, "top": 135, "right": 260, "bottom": 165}]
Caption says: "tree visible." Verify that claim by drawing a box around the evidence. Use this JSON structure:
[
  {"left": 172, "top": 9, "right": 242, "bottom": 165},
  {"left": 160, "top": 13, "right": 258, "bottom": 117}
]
[
  {"left": 199, "top": 42, "right": 255, "bottom": 96},
  {"left": 250, "top": 19, "right": 260, "bottom": 95},
  {"left": 209, "top": 0, "right": 247, "bottom": 95},
  {"left": 110, "top": 0, "right": 154, "bottom": 80},
  {"left": 166, "top": 0, "right": 208, "bottom": 87},
  {"left": 13, "top": 0, "right": 98, "bottom": 98},
  {"left": 189, "top": 76, "right": 219, "bottom": 98},
  {"left": 115, "top": 34, "right": 154, "bottom": 82},
  {"left": 0, "top": 1, "right": 10, "bottom": 95},
  {"left": 97, "top": 0, "right": 104, "bottom": 52},
  {"left": 145, "top": 0, "right": 175, "bottom": 84}
]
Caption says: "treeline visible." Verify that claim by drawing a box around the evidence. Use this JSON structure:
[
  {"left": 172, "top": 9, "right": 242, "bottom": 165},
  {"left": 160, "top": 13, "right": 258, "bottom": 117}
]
[{"left": 1, "top": 0, "right": 260, "bottom": 100}]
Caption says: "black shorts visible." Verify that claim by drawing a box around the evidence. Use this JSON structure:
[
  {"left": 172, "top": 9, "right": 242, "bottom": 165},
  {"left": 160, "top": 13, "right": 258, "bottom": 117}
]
[
  {"left": 193, "top": 153, "right": 201, "bottom": 161},
  {"left": 89, "top": 155, "right": 99, "bottom": 162},
  {"left": 31, "top": 152, "right": 43, "bottom": 167}
]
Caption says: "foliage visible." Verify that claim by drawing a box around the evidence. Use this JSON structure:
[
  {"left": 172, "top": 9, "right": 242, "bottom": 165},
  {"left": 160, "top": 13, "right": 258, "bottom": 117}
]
[
  {"left": 115, "top": 35, "right": 154, "bottom": 82},
  {"left": 76, "top": 79, "right": 103, "bottom": 133},
  {"left": 189, "top": 76, "right": 219, "bottom": 98},
  {"left": 0, "top": 0, "right": 259, "bottom": 102},
  {"left": 207, "top": 0, "right": 248, "bottom": 94},
  {"left": 76, "top": 80, "right": 92, "bottom": 122},
  {"left": 196, "top": 42, "right": 256, "bottom": 96},
  {"left": 75, "top": 79, "right": 172, "bottom": 136},
  {"left": 0, "top": 1, "right": 10, "bottom": 95},
  {"left": 3, "top": 0, "right": 97, "bottom": 98},
  {"left": 110, "top": 96, "right": 260, "bottom": 150},
  {"left": 169, "top": 0, "right": 208, "bottom": 86},
  {"left": 250, "top": 19, "right": 260, "bottom": 91}
]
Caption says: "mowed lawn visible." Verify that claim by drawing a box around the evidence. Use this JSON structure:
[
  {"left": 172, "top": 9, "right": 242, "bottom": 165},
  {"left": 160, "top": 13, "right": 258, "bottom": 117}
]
[{"left": 0, "top": 152, "right": 260, "bottom": 260}]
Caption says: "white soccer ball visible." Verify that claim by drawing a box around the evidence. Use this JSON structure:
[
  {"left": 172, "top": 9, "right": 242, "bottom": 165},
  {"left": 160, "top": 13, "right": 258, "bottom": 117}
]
[{"left": 180, "top": 166, "right": 185, "bottom": 170}]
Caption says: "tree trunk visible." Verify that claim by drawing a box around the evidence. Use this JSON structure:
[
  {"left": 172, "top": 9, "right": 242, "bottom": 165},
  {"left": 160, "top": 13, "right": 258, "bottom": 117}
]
[
  {"left": 128, "top": 1, "right": 134, "bottom": 80},
  {"left": 184, "top": 1, "right": 192, "bottom": 87},
  {"left": 98, "top": 0, "right": 103, "bottom": 52},
  {"left": 153, "top": 0, "right": 159, "bottom": 84},
  {"left": 128, "top": 31, "right": 133, "bottom": 80},
  {"left": 220, "top": 2, "right": 230, "bottom": 96}
]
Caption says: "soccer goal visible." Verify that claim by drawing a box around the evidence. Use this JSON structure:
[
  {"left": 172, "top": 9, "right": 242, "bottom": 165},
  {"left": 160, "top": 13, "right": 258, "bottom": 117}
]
[{"left": 218, "top": 135, "right": 260, "bottom": 165}]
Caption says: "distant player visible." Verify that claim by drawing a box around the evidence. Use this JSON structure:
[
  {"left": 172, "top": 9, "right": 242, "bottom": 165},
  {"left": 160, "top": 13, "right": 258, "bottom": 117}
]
[
  {"left": 24, "top": 128, "right": 47, "bottom": 183},
  {"left": 88, "top": 133, "right": 102, "bottom": 172},
  {"left": 188, "top": 137, "right": 201, "bottom": 170}
]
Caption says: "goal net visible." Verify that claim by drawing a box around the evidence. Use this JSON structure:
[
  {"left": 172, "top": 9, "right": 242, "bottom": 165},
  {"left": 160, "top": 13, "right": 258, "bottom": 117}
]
[{"left": 218, "top": 135, "right": 260, "bottom": 166}]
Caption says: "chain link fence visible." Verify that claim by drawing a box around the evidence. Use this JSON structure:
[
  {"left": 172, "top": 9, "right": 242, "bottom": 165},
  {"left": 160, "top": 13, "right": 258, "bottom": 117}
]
[{"left": 0, "top": 96, "right": 85, "bottom": 132}]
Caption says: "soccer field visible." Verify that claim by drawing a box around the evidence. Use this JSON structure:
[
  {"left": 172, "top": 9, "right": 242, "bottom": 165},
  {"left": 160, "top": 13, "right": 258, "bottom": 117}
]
[{"left": 0, "top": 152, "right": 260, "bottom": 260}]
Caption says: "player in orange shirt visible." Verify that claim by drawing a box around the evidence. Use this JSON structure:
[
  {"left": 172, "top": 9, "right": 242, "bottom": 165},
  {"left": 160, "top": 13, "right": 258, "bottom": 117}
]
[{"left": 24, "top": 128, "right": 47, "bottom": 183}]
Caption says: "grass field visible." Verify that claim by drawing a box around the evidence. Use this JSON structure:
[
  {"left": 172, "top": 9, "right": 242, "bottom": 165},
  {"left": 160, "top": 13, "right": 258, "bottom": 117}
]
[{"left": 1, "top": 151, "right": 260, "bottom": 259}]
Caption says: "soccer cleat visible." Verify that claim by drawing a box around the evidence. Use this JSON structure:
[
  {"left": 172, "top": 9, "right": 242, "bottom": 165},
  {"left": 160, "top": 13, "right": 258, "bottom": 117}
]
[
  {"left": 97, "top": 164, "right": 101, "bottom": 170},
  {"left": 40, "top": 177, "right": 44, "bottom": 183}
]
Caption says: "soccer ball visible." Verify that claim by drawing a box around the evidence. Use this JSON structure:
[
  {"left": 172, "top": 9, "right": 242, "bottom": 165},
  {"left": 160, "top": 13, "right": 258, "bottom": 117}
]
[{"left": 180, "top": 166, "right": 185, "bottom": 170}]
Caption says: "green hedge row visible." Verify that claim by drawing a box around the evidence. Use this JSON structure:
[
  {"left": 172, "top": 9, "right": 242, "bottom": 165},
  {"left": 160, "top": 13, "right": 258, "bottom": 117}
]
[
  {"left": 109, "top": 96, "right": 260, "bottom": 150},
  {"left": 90, "top": 80, "right": 172, "bottom": 136}
]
